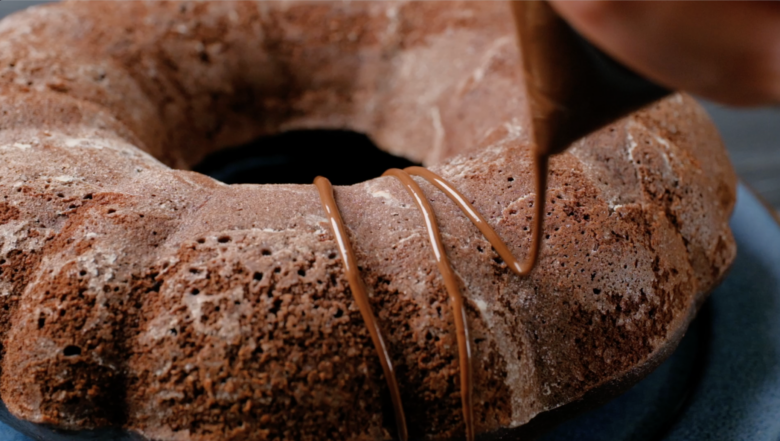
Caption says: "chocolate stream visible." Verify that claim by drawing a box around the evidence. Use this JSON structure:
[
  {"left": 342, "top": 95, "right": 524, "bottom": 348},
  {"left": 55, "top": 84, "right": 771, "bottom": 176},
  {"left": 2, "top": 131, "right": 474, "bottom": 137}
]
[
  {"left": 313, "top": 176, "right": 409, "bottom": 441},
  {"left": 313, "top": 6, "right": 557, "bottom": 437},
  {"left": 405, "top": 159, "right": 547, "bottom": 277},
  {"left": 313, "top": 155, "right": 550, "bottom": 441},
  {"left": 382, "top": 168, "right": 476, "bottom": 441}
]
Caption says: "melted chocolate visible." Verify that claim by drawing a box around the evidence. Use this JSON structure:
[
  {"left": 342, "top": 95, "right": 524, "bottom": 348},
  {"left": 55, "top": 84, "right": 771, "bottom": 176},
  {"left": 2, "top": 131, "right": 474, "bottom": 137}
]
[
  {"left": 405, "top": 164, "right": 547, "bottom": 276},
  {"left": 313, "top": 177, "right": 408, "bottom": 441},
  {"left": 382, "top": 168, "right": 476, "bottom": 441},
  {"left": 314, "top": 158, "right": 550, "bottom": 440}
]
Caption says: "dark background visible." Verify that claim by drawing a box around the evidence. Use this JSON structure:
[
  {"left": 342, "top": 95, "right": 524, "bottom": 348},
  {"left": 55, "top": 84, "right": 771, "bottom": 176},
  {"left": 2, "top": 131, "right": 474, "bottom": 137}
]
[{"left": 1, "top": 1, "right": 777, "bottom": 205}]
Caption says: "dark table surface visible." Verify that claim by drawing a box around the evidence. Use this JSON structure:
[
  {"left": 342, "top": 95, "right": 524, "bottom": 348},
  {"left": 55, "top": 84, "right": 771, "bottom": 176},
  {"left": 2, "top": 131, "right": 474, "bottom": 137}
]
[{"left": 701, "top": 102, "right": 780, "bottom": 207}]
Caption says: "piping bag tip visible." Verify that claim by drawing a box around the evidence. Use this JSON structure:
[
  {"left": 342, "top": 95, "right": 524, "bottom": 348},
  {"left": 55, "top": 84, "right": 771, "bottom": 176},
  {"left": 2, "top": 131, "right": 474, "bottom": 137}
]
[{"left": 511, "top": 0, "right": 671, "bottom": 157}]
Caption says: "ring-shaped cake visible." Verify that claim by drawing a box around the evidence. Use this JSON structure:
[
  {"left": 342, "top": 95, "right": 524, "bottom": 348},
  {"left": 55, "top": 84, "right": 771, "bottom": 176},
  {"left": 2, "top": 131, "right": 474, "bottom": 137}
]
[{"left": 0, "top": 1, "right": 736, "bottom": 440}]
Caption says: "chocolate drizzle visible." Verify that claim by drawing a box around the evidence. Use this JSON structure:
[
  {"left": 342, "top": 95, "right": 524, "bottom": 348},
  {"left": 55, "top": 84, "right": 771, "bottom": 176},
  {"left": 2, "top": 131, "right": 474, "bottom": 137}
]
[
  {"left": 404, "top": 163, "right": 547, "bottom": 277},
  {"left": 313, "top": 176, "right": 408, "bottom": 441},
  {"left": 382, "top": 168, "right": 475, "bottom": 441},
  {"left": 313, "top": 156, "right": 550, "bottom": 440}
]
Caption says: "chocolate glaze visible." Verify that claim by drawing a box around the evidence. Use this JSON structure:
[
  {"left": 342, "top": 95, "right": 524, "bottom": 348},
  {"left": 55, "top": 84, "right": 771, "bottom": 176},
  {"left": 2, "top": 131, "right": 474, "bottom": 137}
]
[
  {"left": 405, "top": 164, "right": 547, "bottom": 276},
  {"left": 382, "top": 168, "right": 476, "bottom": 441},
  {"left": 313, "top": 176, "right": 409, "bottom": 441},
  {"left": 315, "top": 158, "right": 552, "bottom": 440}
]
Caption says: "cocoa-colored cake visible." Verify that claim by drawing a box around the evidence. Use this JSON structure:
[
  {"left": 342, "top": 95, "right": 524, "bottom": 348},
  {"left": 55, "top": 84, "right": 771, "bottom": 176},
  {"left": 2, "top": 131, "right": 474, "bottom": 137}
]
[{"left": 0, "top": 1, "right": 736, "bottom": 440}]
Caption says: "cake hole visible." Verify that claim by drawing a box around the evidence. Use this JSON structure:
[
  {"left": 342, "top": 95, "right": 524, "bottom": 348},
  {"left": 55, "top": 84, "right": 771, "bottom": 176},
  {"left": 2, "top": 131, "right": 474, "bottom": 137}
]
[
  {"left": 334, "top": 308, "right": 344, "bottom": 318},
  {"left": 193, "top": 130, "right": 419, "bottom": 186},
  {"left": 297, "top": 269, "right": 306, "bottom": 277},
  {"left": 218, "top": 235, "right": 231, "bottom": 243},
  {"left": 593, "top": 288, "right": 602, "bottom": 295},
  {"left": 197, "top": 238, "right": 206, "bottom": 244},
  {"left": 191, "top": 288, "right": 200, "bottom": 296},
  {"left": 270, "top": 299, "right": 282, "bottom": 315},
  {"left": 63, "top": 345, "right": 82, "bottom": 357},
  {"left": 261, "top": 249, "right": 272, "bottom": 256},
  {"left": 37, "top": 316, "right": 45, "bottom": 329},
  {"left": 253, "top": 272, "right": 263, "bottom": 281},
  {"left": 107, "top": 208, "right": 116, "bottom": 214}
]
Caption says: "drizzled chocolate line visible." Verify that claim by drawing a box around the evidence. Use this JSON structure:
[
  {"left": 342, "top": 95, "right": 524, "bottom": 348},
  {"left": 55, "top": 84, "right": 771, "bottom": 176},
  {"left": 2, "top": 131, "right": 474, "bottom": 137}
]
[
  {"left": 313, "top": 176, "right": 408, "bottom": 441},
  {"left": 405, "top": 161, "right": 547, "bottom": 277},
  {"left": 313, "top": 156, "right": 550, "bottom": 441},
  {"left": 383, "top": 168, "right": 476, "bottom": 441}
]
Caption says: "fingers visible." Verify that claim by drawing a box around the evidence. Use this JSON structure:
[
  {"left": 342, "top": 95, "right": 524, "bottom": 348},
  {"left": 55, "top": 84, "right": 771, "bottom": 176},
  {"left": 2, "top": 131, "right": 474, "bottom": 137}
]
[{"left": 549, "top": 1, "right": 780, "bottom": 106}]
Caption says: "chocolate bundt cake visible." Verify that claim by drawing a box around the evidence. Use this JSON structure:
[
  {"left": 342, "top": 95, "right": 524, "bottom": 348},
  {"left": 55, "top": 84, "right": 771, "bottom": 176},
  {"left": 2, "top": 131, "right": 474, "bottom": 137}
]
[{"left": 0, "top": 1, "right": 736, "bottom": 440}]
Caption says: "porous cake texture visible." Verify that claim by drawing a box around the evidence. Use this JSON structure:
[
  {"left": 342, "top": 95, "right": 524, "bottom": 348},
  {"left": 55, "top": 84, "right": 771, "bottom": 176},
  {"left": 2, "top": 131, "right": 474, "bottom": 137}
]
[{"left": 0, "top": 1, "right": 735, "bottom": 439}]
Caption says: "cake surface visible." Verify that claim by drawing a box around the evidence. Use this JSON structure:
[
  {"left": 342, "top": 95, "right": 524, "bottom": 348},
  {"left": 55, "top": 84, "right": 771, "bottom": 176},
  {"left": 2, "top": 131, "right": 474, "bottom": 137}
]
[{"left": 0, "top": 1, "right": 736, "bottom": 440}]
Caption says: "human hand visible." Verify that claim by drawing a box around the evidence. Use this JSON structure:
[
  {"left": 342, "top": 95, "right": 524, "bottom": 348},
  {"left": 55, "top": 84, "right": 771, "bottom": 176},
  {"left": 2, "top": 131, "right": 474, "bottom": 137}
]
[{"left": 549, "top": 1, "right": 780, "bottom": 106}]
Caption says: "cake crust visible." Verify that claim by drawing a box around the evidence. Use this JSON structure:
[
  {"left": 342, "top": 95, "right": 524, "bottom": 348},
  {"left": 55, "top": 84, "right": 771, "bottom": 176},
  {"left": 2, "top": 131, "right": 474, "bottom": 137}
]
[{"left": 0, "top": 1, "right": 736, "bottom": 440}]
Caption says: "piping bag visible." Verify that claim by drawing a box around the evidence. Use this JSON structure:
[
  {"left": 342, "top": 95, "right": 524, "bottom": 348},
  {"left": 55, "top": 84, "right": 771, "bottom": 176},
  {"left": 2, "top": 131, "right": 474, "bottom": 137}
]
[{"left": 511, "top": 1, "right": 672, "bottom": 157}]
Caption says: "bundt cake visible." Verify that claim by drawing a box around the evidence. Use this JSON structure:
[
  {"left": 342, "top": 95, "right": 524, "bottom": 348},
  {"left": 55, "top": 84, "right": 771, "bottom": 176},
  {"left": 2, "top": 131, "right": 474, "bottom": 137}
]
[{"left": 0, "top": 1, "right": 736, "bottom": 440}]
